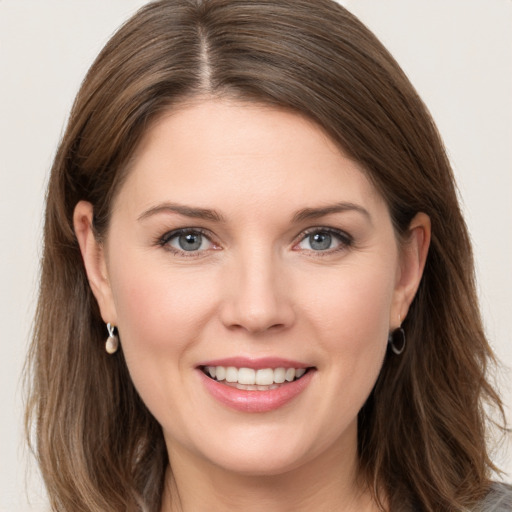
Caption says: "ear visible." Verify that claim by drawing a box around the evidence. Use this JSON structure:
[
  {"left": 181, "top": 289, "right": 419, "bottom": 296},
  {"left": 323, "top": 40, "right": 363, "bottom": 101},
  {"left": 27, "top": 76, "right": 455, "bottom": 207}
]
[
  {"left": 391, "top": 212, "right": 431, "bottom": 327},
  {"left": 73, "top": 201, "right": 117, "bottom": 324}
]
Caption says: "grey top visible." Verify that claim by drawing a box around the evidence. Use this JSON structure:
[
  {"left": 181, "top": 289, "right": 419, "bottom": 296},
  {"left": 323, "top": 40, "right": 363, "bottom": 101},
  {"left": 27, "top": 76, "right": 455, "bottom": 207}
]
[
  {"left": 473, "top": 482, "right": 512, "bottom": 511},
  {"left": 407, "top": 483, "right": 512, "bottom": 511}
]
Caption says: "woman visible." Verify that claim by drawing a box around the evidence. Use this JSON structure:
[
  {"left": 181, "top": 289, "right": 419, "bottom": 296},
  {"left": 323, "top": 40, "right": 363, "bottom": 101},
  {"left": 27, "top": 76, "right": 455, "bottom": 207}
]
[{"left": 25, "top": 0, "right": 510, "bottom": 510}]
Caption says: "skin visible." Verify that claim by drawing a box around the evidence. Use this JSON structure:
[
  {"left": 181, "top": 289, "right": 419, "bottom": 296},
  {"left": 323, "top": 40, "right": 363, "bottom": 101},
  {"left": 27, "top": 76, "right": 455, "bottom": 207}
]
[{"left": 74, "top": 98, "right": 430, "bottom": 511}]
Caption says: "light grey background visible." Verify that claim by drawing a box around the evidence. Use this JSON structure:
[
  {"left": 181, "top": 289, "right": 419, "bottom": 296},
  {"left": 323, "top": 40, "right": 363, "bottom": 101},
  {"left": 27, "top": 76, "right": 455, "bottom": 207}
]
[{"left": 1, "top": 1, "right": 510, "bottom": 510}]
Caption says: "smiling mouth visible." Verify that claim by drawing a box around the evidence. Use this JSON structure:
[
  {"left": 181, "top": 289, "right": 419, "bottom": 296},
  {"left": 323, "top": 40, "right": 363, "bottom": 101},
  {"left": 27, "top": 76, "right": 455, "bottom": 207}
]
[{"left": 201, "top": 366, "right": 313, "bottom": 391}]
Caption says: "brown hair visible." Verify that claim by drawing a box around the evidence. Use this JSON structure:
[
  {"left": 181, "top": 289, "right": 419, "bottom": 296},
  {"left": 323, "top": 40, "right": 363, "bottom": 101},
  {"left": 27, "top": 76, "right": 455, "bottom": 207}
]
[{"left": 26, "top": 0, "right": 506, "bottom": 510}]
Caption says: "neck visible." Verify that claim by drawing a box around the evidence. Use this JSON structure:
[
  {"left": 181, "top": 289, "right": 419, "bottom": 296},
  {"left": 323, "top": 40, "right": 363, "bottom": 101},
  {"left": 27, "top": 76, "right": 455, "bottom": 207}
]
[{"left": 160, "top": 436, "right": 382, "bottom": 512}]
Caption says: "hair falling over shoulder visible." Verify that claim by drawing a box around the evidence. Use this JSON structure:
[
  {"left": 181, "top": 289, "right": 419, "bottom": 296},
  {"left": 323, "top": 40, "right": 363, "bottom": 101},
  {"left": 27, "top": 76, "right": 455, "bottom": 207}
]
[{"left": 25, "top": 1, "right": 508, "bottom": 510}]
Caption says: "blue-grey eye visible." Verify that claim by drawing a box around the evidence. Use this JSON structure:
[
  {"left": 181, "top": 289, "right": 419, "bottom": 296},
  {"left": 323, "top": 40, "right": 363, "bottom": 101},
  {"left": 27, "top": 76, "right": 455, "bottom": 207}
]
[
  {"left": 179, "top": 233, "right": 203, "bottom": 251},
  {"left": 167, "top": 231, "right": 212, "bottom": 252},
  {"left": 309, "top": 232, "right": 332, "bottom": 250},
  {"left": 297, "top": 230, "right": 346, "bottom": 251}
]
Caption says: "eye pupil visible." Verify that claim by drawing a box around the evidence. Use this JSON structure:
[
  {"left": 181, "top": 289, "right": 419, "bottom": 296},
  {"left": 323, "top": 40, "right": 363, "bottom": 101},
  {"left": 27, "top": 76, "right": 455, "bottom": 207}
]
[
  {"left": 310, "top": 232, "right": 331, "bottom": 250},
  {"left": 179, "top": 233, "right": 202, "bottom": 251}
]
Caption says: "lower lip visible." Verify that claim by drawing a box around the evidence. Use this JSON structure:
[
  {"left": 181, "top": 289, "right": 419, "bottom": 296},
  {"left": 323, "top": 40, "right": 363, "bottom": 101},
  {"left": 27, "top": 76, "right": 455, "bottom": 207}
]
[{"left": 198, "top": 369, "right": 315, "bottom": 413}]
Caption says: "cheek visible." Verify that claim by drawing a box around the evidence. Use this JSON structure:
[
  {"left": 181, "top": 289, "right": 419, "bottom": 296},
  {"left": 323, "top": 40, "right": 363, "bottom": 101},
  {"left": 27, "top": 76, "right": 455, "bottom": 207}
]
[
  {"left": 106, "top": 251, "right": 218, "bottom": 394},
  {"left": 106, "top": 257, "right": 222, "bottom": 432},
  {"left": 302, "top": 261, "right": 395, "bottom": 407},
  {"left": 303, "top": 260, "right": 396, "bottom": 346}
]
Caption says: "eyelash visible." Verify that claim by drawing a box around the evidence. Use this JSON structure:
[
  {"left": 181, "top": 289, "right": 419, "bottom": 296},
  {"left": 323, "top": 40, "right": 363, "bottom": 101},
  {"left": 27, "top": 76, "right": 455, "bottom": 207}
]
[
  {"left": 157, "top": 228, "right": 217, "bottom": 257},
  {"left": 294, "top": 227, "right": 354, "bottom": 255},
  {"left": 156, "top": 226, "right": 354, "bottom": 257}
]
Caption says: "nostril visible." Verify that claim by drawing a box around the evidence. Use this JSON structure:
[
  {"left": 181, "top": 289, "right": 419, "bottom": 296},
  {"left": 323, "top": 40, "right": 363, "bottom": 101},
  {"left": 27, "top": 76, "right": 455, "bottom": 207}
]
[{"left": 225, "top": 321, "right": 286, "bottom": 335}]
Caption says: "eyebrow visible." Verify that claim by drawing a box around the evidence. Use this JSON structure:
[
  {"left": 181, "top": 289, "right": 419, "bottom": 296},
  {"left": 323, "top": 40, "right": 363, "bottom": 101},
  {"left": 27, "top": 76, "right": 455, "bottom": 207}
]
[
  {"left": 292, "top": 202, "right": 372, "bottom": 223},
  {"left": 137, "top": 201, "right": 371, "bottom": 224},
  {"left": 137, "top": 202, "right": 225, "bottom": 222}
]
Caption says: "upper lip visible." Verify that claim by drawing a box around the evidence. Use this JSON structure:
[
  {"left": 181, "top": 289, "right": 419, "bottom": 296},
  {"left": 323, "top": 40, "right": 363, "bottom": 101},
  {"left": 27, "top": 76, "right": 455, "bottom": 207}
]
[{"left": 197, "top": 356, "right": 312, "bottom": 370}]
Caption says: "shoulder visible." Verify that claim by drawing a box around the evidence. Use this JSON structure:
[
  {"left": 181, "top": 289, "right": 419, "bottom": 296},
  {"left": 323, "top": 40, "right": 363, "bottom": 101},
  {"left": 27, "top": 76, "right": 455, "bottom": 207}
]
[{"left": 473, "top": 482, "right": 512, "bottom": 512}]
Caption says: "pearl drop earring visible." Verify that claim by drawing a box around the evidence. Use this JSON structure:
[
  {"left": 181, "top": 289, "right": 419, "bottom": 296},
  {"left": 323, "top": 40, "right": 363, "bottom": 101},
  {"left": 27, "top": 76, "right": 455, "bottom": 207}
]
[{"left": 105, "top": 323, "right": 119, "bottom": 354}]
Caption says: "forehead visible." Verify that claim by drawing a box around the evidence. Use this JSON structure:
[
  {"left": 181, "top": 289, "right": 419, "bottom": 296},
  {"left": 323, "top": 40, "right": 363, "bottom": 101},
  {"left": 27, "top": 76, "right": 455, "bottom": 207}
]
[{"left": 117, "top": 98, "right": 385, "bottom": 216}]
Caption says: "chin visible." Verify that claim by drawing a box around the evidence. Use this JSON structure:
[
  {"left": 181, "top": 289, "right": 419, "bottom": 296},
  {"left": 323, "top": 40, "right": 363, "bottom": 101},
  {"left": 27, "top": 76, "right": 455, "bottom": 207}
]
[
  {"left": 210, "top": 449, "right": 311, "bottom": 477},
  {"left": 184, "top": 423, "right": 339, "bottom": 478}
]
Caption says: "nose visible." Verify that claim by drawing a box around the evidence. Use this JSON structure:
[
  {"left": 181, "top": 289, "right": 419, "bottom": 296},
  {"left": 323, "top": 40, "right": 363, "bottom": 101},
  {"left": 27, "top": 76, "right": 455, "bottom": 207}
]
[{"left": 219, "top": 249, "right": 295, "bottom": 334}]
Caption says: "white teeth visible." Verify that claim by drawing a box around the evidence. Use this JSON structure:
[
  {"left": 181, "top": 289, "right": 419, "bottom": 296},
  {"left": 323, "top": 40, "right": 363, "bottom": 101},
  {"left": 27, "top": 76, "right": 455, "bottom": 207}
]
[
  {"left": 205, "top": 365, "right": 308, "bottom": 385},
  {"left": 238, "top": 367, "right": 256, "bottom": 385},
  {"left": 274, "top": 367, "right": 286, "bottom": 383},
  {"left": 255, "top": 368, "right": 274, "bottom": 386},
  {"left": 233, "top": 383, "right": 281, "bottom": 391},
  {"left": 285, "top": 368, "right": 296, "bottom": 382},
  {"left": 225, "top": 366, "right": 238, "bottom": 383},
  {"left": 215, "top": 366, "right": 226, "bottom": 381}
]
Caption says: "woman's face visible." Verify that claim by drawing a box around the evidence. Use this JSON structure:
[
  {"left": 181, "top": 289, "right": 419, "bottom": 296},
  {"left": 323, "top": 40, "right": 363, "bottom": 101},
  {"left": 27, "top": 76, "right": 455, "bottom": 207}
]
[{"left": 77, "top": 99, "right": 428, "bottom": 478}]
